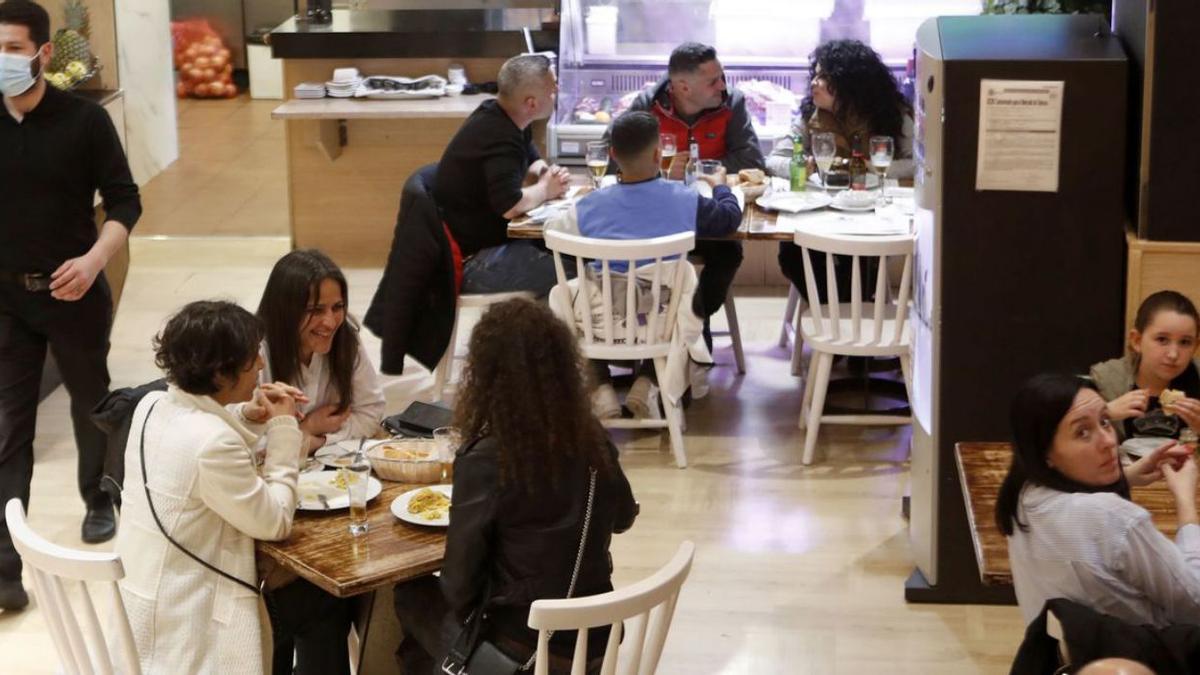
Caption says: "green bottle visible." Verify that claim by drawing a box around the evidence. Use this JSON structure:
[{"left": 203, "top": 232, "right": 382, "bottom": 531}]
[{"left": 790, "top": 135, "right": 807, "bottom": 192}]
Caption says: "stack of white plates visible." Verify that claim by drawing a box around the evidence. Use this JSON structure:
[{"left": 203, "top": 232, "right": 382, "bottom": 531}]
[
  {"left": 294, "top": 82, "right": 326, "bottom": 100},
  {"left": 325, "top": 78, "right": 361, "bottom": 98}
]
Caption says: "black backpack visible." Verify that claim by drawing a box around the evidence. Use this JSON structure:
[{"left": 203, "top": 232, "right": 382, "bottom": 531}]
[{"left": 90, "top": 378, "right": 168, "bottom": 508}]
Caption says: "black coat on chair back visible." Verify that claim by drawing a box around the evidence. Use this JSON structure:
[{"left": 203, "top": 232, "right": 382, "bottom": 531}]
[{"left": 365, "top": 164, "right": 457, "bottom": 374}]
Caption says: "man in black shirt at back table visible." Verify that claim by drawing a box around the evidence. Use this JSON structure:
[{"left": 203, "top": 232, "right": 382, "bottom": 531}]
[
  {"left": 435, "top": 53, "right": 571, "bottom": 297},
  {"left": 0, "top": 0, "right": 141, "bottom": 610}
]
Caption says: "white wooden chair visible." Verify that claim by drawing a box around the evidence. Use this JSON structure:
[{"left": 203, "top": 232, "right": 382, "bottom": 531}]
[
  {"left": 430, "top": 290, "right": 537, "bottom": 402},
  {"left": 5, "top": 498, "right": 140, "bottom": 675},
  {"left": 687, "top": 256, "right": 746, "bottom": 375},
  {"left": 779, "top": 284, "right": 806, "bottom": 376},
  {"left": 527, "top": 541, "right": 695, "bottom": 675},
  {"left": 545, "top": 229, "right": 695, "bottom": 469},
  {"left": 793, "top": 229, "right": 915, "bottom": 465}
]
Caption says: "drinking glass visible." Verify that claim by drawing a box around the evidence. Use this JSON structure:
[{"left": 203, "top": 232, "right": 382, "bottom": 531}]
[
  {"left": 698, "top": 159, "right": 722, "bottom": 180},
  {"left": 869, "top": 135, "right": 894, "bottom": 204},
  {"left": 433, "top": 426, "right": 461, "bottom": 483},
  {"left": 659, "top": 133, "right": 677, "bottom": 179},
  {"left": 811, "top": 132, "right": 836, "bottom": 192},
  {"left": 340, "top": 453, "right": 371, "bottom": 536},
  {"left": 585, "top": 141, "right": 609, "bottom": 189}
]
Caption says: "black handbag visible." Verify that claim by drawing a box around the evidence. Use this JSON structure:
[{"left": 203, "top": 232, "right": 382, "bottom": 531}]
[{"left": 442, "top": 469, "right": 597, "bottom": 675}]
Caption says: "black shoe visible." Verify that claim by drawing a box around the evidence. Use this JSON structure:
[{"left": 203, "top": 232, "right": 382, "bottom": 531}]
[
  {"left": 0, "top": 579, "right": 28, "bottom": 611},
  {"left": 81, "top": 504, "right": 116, "bottom": 544}
]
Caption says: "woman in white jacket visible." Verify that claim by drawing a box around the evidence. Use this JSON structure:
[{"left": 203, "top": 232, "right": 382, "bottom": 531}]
[{"left": 116, "top": 300, "right": 306, "bottom": 674}]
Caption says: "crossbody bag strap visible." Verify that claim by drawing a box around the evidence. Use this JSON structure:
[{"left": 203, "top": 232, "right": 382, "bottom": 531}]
[
  {"left": 139, "top": 398, "right": 261, "bottom": 595},
  {"left": 517, "top": 467, "right": 597, "bottom": 672}
]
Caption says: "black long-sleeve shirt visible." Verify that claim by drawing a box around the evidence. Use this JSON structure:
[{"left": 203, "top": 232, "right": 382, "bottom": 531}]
[{"left": 0, "top": 85, "right": 141, "bottom": 273}]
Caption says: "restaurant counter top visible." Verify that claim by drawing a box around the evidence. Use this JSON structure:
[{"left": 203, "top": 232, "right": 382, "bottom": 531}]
[
  {"left": 272, "top": 93, "right": 494, "bottom": 120},
  {"left": 269, "top": 8, "right": 558, "bottom": 59}
]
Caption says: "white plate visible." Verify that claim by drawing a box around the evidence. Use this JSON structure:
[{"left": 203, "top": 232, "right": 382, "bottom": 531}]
[
  {"left": 313, "top": 439, "right": 391, "bottom": 468},
  {"left": 391, "top": 485, "right": 452, "bottom": 527},
  {"left": 828, "top": 200, "right": 878, "bottom": 213},
  {"left": 808, "top": 172, "right": 880, "bottom": 191},
  {"left": 756, "top": 191, "right": 833, "bottom": 213},
  {"left": 296, "top": 471, "right": 383, "bottom": 511}
]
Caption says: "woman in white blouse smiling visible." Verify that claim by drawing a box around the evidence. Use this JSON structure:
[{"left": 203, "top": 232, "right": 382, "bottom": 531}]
[
  {"left": 998, "top": 373, "right": 1199, "bottom": 627},
  {"left": 254, "top": 248, "right": 385, "bottom": 455}
]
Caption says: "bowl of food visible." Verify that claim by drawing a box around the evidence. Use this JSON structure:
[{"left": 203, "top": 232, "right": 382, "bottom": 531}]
[
  {"left": 366, "top": 438, "right": 443, "bottom": 483},
  {"left": 731, "top": 168, "right": 768, "bottom": 200}
]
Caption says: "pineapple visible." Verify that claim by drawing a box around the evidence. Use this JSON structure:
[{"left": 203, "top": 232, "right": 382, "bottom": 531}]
[{"left": 49, "top": 0, "right": 94, "bottom": 80}]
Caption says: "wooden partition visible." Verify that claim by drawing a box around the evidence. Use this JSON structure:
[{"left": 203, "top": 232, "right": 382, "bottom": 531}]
[{"left": 1125, "top": 230, "right": 1200, "bottom": 327}]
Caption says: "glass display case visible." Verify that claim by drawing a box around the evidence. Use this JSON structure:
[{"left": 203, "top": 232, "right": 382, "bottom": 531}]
[{"left": 549, "top": 0, "right": 979, "bottom": 163}]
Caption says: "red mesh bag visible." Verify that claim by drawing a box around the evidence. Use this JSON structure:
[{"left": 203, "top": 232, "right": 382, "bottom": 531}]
[{"left": 171, "top": 19, "right": 238, "bottom": 99}]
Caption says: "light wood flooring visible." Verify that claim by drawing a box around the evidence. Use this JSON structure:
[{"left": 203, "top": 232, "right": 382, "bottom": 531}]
[{"left": 0, "top": 96, "right": 1027, "bottom": 674}]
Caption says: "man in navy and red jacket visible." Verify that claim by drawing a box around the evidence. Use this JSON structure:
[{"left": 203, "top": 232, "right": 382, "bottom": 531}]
[{"left": 617, "top": 42, "right": 764, "bottom": 348}]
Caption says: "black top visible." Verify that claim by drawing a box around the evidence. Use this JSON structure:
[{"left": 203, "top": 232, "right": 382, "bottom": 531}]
[
  {"left": 440, "top": 436, "right": 638, "bottom": 662},
  {"left": 1124, "top": 363, "right": 1200, "bottom": 440},
  {"left": 435, "top": 99, "right": 539, "bottom": 256},
  {"left": 0, "top": 85, "right": 141, "bottom": 274}
]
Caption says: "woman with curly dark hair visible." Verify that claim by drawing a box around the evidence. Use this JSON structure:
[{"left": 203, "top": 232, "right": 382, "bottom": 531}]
[
  {"left": 774, "top": 40, "right": 915, "bottom": 300},
  {"left": 393, "top": 298, "right": 638, "bottom": 674}
]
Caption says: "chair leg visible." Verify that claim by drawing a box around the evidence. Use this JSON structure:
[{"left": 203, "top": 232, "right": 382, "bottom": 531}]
[
  {"left": 802, "top": 352, "right": 833, "bottom": 465},
  {"left": 431, "top": 310, "right": 460, "bottom": 402},
  {"left": 723, "top": 291, "right": 746, "bottom": 375},
  {"left": 798, "top": 348, "right": 819, "bottom": 430},
  {"left": 899, "top": 352, "right": 914, "bottom": 407},
  {"left": 655, "top": 357, "right": 688, "bottom": 469},
  {"left": 789, "top": 301, "right": 806, "bottom": 377},
  {"left": 779, "top": 284, "right": 799, "bottom": 348}
]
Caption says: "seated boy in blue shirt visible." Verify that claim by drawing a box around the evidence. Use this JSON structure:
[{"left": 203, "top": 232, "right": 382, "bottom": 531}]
[{"left": 547, "top": 111, "right": 742, "bottom": 417}]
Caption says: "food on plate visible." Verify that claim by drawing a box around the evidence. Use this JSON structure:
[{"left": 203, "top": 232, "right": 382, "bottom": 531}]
[
  {"left": 407, "top": 488, "right": 450, "bottom": 521},
  {"left": 1160, "top": 388, "right": 1185, "bottom": 415},
  {"left": 381, "top": 443, "right": 434, "bottom": 460},
  {"left": 737, "top": 169, "right": 766, "bottom": 185},
  {"left": 331, "top": 470, "right": 361, "bottom": 490}
]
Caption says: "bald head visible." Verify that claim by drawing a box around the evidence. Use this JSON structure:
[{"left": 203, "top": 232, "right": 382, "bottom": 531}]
[
  {"left": 1077, "top": 658, "right": 1156, "bottom": 675},
  {"left": 498, "top": 54, "right": 552, "bottom": 101}
]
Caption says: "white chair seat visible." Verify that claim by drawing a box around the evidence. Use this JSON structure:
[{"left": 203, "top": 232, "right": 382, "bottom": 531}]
[
  {"left": 799, "top": 304, "right": 911, "bottom": 356},
  {"left": 431, "top": 291, "right": 537, "bottom": 402}
]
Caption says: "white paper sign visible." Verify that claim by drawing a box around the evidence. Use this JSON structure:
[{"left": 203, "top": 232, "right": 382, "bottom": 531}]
[{"left": 975, "top": 80, "right": 1065, "bottom": 192}]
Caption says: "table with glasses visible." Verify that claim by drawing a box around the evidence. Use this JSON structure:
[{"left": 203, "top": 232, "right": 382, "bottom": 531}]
[{"left": 956, "top": 442, "right": 1191, "bottom": 586}]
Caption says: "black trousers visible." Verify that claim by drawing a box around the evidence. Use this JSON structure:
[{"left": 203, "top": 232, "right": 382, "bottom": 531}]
[
  {"left": 392, "top": 575, "right": 463, "bottom": 675},
  {"left": 0, "top": 276, "right": 112, "bottom": 581},
  {"left": 265, "top": 577, "right": 352, "bottom": 675},
  {"left": 777, "top": 242, "right": 878, "bottom": 303},
  {"left": 690, "top": 240, "right": 743, "bottom": 319}
]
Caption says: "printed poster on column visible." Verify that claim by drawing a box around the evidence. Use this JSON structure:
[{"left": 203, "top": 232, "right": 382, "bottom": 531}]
[{"left": 975, "top": 80, "right": 1065, "bottom": 192}]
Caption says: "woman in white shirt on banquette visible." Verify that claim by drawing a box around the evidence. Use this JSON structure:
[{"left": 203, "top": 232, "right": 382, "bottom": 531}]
[
  {"left": 999, "top": 373, "right": 1200, "bottom": 627},
  {"left": 252, "top": 248, "right": 385, "bottom": 455}
]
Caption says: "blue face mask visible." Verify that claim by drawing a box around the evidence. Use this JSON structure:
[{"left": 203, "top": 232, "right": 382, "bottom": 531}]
[{"left": 0, "top": 46, "right": 43, "bottom": 98}]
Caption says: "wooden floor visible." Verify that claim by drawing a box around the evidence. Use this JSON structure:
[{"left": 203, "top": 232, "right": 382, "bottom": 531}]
[{"left": 0, "top": 96, "right": 1027, "bottom": 674}]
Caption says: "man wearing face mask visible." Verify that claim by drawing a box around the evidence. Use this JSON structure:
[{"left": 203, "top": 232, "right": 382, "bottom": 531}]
[
  {"left": 0, "top": 0, "right": 141, "bottom": 611},
  {"left": 613, "top": 42, "right": 764, "bottom": 368}
]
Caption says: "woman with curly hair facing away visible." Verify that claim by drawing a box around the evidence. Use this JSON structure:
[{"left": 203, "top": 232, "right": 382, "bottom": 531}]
[
  {"left": 392, "top": 298, "right": 639, "bottom": 674},
  {"left": 115, "top": 300, "right": 307, "bottom": 674}
]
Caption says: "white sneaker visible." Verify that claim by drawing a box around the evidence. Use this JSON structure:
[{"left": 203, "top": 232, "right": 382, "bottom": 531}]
[
  {"left": 689, "top": 361, "right": 711, "bottom": 400},
  {"left": 592, "top": 383, "right": 621, "bottom": 419},
  {"left": 624, "top": 375, "right": 655, "bottom": 419}
]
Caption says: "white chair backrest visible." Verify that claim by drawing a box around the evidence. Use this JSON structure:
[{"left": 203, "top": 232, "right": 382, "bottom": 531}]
[
  {"left": 792, "top": 230, "right": 915, "bottom": 349},
  {"left": 5, "top": 499, "right": 140, "bottom": 675},
  {"left": 544, "top": 230, "right": 695, "bottom": 361},
  {"left": 527, "top": 541, "right": 695, "bottom": 675}
]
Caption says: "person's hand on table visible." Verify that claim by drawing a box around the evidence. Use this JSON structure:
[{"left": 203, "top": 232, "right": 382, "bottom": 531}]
[
  {"left": 1126, "top": 440, "right": 1193, "bottom": 487},
  {"left": 698, "top": 166, "right": 728, "bottom": 189},
  {"left": 538, "top": 166, "right": 569, "bottom": 201},
  {"left": 1107, "top": 389, "right": 1149, "bottom": 420},
  {"left": 1162, "top": 455, "right": 1200, "bottom": 526},
  {"left": 300, "top": 403, "right": 351, "bottom": 437}
]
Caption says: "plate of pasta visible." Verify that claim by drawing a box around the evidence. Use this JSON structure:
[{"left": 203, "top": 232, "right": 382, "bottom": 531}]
[
  {"left": 391, "top": 485, "right": 452, "bottom": 527},
  {"left": 296, "top": 470, "right": 383, "bottom": 511}
]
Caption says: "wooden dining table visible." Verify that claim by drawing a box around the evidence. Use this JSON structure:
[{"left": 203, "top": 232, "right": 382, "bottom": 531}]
[
  {"left": 956, "top": 442, "right": 1189, "bottom": 586},
  {"left": 507, "top": 184, "right": 913, "bottom": 242}
]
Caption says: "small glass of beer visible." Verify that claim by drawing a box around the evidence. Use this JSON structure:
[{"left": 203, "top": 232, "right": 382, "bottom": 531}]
[
  {"left": 586, "top": 141, "right": 609, "bottom": 188},
  {"left": 659, "top": 133, "right": 677, "bottom": 179},
  {"left": 340, "top": 453, "right": 371, "bottom": 536}
]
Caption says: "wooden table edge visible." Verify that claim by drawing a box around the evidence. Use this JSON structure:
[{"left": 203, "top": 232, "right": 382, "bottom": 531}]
[{"left": 954, "top": 443, "right": 993, "bottom": 587}]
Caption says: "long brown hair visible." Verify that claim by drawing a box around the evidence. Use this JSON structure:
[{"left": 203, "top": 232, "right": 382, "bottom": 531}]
[
  {"left": 453, "top": 298, "right": 612, "bottom": 493},
  {"left": 257, "top": 249, "right": 359, "bottom": 413}
]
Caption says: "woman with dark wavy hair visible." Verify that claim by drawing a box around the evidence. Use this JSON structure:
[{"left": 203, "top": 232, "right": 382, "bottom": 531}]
[
  {"left": 997, "top": 373, "right": 1200, "bottom": 627},
  {"left": 393, "top": 298, "right": 638, "bottom": 674}
]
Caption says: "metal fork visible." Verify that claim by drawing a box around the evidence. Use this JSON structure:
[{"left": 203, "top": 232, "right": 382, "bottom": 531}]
[{"left": 317, "top": 493, "right": 331, "bottom": 510}]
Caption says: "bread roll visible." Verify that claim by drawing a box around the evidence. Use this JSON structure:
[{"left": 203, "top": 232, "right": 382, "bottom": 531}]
[
  {"left": 737, "top": 168, "right": 765, "bottom": 185},
  {"left": 1160, "top": 388, "right": 1185, "bottom": 415}
]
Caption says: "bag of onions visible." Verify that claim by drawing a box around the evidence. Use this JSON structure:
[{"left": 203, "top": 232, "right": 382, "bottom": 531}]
[{"left": 171, "top": 19, "right": 237, "bottom": 99}]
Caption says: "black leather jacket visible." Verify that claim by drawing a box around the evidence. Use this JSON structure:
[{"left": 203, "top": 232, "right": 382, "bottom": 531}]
[{"left": 440, "top": 436, "right": 638, "bottom": 660}]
